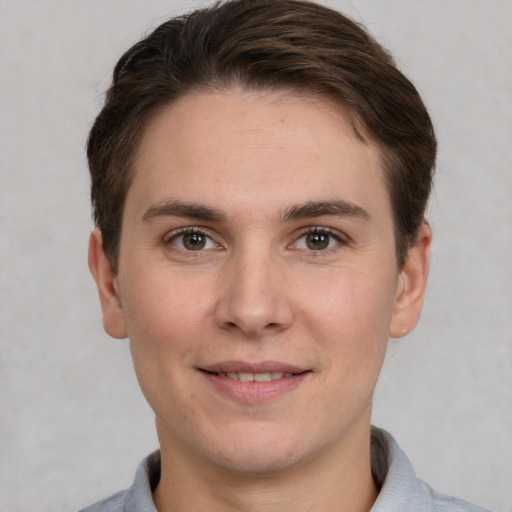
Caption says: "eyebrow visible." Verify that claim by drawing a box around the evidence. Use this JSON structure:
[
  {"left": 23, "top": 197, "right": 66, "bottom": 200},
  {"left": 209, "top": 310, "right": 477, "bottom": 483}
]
[
  {"left": 141, "top": 199, "right": 370, "bottom": 224},
  {"left": 142, "top": 200, "right": 226, "bottom": 222},
  {"left": 282, "top": 200, "right": 370, "bottom": 222}
]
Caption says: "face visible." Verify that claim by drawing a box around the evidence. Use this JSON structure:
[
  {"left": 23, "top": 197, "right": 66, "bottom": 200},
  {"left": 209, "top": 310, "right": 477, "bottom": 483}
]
[{"left": 90, "top": 88, "right": 430, "bottom": 475}]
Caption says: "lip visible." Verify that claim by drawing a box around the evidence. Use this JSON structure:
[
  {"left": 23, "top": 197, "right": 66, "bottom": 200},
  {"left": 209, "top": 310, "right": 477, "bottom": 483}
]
[
  {"left": 198, "top": 360, "right": 311, "bottom": 404},
  {"left": 201, "top": 360, "right": 307, "bottom": 374}
]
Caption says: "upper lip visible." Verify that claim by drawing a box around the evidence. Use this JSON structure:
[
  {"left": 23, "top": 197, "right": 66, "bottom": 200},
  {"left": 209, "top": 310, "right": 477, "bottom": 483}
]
[{"left": 200, "top": 360, "right": 308, "bottom": 374}]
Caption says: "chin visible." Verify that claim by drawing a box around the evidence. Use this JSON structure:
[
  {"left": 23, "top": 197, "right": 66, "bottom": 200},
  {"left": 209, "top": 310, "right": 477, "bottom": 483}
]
[
  {"left": 212, "top": 446, "right": 301, "bottom": 475},
  {"left": 200, "top": 423, "right": 313, "bottom": 475}
]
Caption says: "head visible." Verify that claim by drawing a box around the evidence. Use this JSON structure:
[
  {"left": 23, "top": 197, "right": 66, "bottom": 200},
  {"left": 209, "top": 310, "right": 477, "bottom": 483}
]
[
  {"left": 87, "top": 0, "right": 435, "bottom": 484},
  {"left": 87, "top": 0, "right": 436, "bottom": 275}
]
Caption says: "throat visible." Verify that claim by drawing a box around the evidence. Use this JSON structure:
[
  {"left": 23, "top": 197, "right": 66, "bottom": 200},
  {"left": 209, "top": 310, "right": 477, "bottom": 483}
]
[{"left": 154, "top": 416, "right": 378, "bottom": 512}]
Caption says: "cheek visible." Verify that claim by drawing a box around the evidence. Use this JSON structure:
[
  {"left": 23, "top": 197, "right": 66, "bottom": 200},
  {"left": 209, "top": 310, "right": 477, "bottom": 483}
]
[
  {"left": 305, "top": 273, "right": 394, "bottom": 335},
  {"left": 121, "top": 272, "right": 210, "bottom": 360},
  {"left": 122, "top": 277, "right": 205, "bottom": 411},
  {"left": 299, "top": 269, "right": 395, "bottom": 370}
]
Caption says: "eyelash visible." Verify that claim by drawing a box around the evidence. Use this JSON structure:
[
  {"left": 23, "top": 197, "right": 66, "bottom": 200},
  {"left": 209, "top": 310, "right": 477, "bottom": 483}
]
[
  {"left": 292, "top": 226, "right": 348, "bottom": 255},
  {"left": 163, "top": 226, "right": 348, "bottom": 255},
  {"left": 164, "top": 227, "right": 220, "bottom": 254}
]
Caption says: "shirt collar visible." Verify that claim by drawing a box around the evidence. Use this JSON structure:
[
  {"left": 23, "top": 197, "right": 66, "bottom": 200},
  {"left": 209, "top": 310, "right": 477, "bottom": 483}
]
[{"left": 370, "top": 427, "right": 431, "bottom": 512}]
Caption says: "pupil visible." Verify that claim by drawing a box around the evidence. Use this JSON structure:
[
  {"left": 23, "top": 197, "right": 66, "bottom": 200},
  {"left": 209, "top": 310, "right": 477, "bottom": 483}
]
[
  {"left": 184, "top": 233, "right": 206, "bottom": 250},
  {"left": 306, "top": 233, "right": 329, "bottom": 250}
]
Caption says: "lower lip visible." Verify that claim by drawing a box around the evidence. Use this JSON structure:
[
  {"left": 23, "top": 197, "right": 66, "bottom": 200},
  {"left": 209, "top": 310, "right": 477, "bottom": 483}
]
[{"left": 200, "top": 371, "right": 310, "bottom": 403}]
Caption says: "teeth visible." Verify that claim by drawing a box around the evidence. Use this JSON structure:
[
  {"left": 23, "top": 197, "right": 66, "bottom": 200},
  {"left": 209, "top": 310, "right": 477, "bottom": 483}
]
[
  {"left": 238, "top": 372, "right": 253, "bottom": 382},
  {"left": 254, "top": 373, "right": 272, "bottom": 382},
  {"left": 221, "top": 371, "right": 290, "bottom": 382}
]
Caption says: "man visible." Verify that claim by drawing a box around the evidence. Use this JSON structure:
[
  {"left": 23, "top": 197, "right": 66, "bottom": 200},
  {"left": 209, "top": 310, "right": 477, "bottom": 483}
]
[{"left": 83, "top": 1, "right": 489, "bottom": 511}]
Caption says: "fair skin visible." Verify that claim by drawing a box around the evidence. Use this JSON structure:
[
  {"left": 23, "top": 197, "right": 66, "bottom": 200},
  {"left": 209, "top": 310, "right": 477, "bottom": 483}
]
[{"left": 89, "top": 88, "right": 431, "bottom": 512}]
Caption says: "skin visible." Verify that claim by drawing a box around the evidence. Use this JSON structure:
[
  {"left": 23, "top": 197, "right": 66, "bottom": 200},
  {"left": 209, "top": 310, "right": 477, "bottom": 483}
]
[{"left": 89, "top": 88, "right": 431, "bottom": 512}]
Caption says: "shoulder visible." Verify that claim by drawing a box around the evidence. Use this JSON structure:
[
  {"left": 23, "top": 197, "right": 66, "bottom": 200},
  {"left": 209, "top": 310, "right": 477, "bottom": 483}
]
[
  {"left": 78, "top": 489, "right": 128, "bottom": 512},
  {"left": 78, "top": 450, "right": 161, "bottom": 512}
]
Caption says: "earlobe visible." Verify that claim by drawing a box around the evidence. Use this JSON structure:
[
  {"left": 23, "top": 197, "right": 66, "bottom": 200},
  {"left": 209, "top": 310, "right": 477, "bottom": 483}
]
[
  {"left": 389, "top": 223, "right": 431, "bottom": 338},
  {"left": 88, "top": 230, "right": 128, "bottom": 339}
]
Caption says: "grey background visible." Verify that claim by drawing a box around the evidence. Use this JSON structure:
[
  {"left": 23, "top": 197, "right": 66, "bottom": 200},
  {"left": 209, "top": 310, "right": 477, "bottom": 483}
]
[{"left": 1, "top": 1, "right": 511, "bottom": 511}]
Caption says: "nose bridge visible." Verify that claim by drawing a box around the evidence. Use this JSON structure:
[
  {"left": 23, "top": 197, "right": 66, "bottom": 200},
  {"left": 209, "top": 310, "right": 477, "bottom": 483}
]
[{"left": 215, "top": 238, "right": 293, "bottom": 336}]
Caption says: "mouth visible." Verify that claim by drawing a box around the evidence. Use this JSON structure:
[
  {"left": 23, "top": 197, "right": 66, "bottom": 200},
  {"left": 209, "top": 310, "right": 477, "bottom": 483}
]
[
  {"left": 201, "top": 370, "right": 297, "bottom": 382},
  {"left": 198, "top": 361, "right": 311, "bottom": 403}
]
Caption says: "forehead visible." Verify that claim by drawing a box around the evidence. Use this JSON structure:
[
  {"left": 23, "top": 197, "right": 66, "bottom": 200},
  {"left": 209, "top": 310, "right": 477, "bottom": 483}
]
[{"left": 127, "top": 88, "right": 389, "bottom": 222}]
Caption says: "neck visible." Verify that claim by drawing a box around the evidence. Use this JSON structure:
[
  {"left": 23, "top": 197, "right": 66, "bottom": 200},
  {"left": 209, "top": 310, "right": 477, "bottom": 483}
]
[{"left": 153, "top": 423, "right": 378, "bottom": 512}]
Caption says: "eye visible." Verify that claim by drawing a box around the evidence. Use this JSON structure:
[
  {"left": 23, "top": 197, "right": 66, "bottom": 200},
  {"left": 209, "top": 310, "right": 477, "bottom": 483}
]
[
  {"left": 293, "top": 228, "right": 344, "bottom": 251},
  {"left": 166, "top": 229, "right": 218, "bottom": 251}
]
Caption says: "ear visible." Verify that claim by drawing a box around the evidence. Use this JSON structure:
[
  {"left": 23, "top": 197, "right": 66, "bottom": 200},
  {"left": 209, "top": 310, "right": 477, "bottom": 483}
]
[
  {"left": 389, "top": 223, "right": 431, "bottom": 338},
  {"left": 88, "top": 229, "right": 127, "bottom": 339}
]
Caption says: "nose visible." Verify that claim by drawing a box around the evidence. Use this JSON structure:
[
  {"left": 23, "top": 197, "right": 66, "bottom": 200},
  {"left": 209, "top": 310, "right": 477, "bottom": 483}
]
[{"left": 214, "top": 247, "right": 294, "bottom": 338}]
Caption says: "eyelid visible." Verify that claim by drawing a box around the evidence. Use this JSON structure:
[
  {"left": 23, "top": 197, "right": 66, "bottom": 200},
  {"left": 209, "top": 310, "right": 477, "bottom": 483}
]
[
  {"left": 163, "top": 226, "right": 223, "bottom": 252},
  {"left": 290, "top": 226, "right": 349, "bottom": 252},
  {"left": 162, "top": 225, "right": 349, "bottom": 255},
  {"left": 163, "top": 226, "right": 210, "bottom": 243}
]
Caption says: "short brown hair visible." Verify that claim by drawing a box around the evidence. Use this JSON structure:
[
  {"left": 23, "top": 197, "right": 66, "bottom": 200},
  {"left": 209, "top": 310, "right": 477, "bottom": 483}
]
[{"left": 87, "top": 0, "right": 436, "bottom": 273}]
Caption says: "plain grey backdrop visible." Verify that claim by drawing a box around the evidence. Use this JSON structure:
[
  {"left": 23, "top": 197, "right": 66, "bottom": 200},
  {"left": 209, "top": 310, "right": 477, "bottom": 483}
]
[{"left": 1, "top": 1, "right": 511, "bottom": 511}]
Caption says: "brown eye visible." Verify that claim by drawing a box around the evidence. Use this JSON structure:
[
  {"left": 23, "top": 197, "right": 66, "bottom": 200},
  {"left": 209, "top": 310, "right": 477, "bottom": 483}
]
[
  {"left": 305, "top": 232, "right": 330, "bottom": 250},
  {"left": 182, "top": 232, "right": 207, "bottom": 250},
  {"left": 167, "top": 230, "right": 218, "bottom": 251},
  {"left": 292, "top": 228, "right": 343, "bottom": 252}
]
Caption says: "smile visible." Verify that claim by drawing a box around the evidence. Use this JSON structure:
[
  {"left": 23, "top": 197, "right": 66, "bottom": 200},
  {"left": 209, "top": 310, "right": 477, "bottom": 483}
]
[
  {"left": 198, "top": 362, "right": 311, "bottom": 403},
  {"left": 215, "top": 371, "right": 295, "bottom": 382}
]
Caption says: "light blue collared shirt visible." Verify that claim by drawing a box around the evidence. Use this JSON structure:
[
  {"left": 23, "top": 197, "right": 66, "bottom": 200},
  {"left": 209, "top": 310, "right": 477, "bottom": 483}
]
[{"left": 79, "top": 427, "right": 491, "bottom": 512}]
